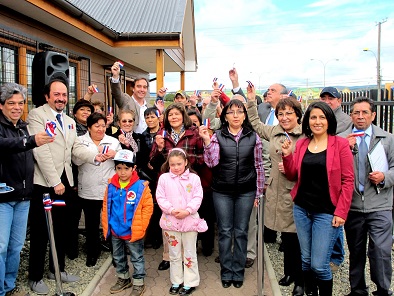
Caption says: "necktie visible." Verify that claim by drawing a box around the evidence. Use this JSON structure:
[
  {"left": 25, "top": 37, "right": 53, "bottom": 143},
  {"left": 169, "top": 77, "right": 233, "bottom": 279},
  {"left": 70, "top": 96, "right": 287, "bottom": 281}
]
[
  {"left": 267, "top": 109, "right": 275, "bottom": 125},
  {"left": 358, "top": 135, "right": 368, "bottom": 189},
  {"left": 56, "top": 113, "right": 63, "bottom": 129}
]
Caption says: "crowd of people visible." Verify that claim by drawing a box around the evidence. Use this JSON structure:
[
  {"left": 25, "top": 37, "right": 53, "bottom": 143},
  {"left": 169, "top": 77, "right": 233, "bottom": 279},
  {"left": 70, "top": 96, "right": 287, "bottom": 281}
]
[{"left": 0, "top": 61, "right": 393, "bottom": 296}]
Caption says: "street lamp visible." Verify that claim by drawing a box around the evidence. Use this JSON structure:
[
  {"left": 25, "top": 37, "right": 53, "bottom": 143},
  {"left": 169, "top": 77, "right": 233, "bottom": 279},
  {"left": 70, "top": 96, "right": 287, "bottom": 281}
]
[
  {"left": 310, "top": 58, "right": 339, "bottom": 87},
  {"left": 363, "top": 48, "right": 381, "bottom": 101}
]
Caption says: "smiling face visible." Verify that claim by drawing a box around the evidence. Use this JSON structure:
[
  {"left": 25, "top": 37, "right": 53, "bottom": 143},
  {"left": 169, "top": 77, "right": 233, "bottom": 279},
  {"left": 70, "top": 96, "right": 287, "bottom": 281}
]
[
  {"left": 277, "top": 105, "right": 298, "bottom": 132},
  {"left": 309, "top": 108, "right": 328, "bottom": 137},
  {"left": 132, "top": 78, "right": 148, "bottom": 101},
  {"left": 118, "top": 112, "right": 135, "bottom": 132},
  {"left": 46, "top": 81, "right": 68, "bottom": 112},
  {"left": 74, "top": 106, "right": 92, "bottom": 125},
  {"left": 88, "top": 119, "right": 106, "bottom": 141},
  {"left": 167, "top": 108, "right": 184, "bottom": 130},
  {"left": 320, "top": 94, "right": 341, "bottom": 110},
  {"left": 0, "top": 94, "right": 24, "bottom": 125},
  {"left": 169, "top": 155, "right": 187, "bottom": 176}
]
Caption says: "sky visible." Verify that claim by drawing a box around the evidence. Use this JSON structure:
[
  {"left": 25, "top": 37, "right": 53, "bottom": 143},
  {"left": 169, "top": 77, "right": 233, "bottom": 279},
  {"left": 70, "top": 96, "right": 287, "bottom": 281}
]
[{"left": 151, "top": 0, "right": 394, "bottom": 93}]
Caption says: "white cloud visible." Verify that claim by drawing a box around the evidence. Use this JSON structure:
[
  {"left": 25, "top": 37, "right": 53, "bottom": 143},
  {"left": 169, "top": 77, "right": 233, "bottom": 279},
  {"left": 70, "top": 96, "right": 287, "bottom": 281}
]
[{"left": 152, "top": 0, "right": 394, "bottom": 94}]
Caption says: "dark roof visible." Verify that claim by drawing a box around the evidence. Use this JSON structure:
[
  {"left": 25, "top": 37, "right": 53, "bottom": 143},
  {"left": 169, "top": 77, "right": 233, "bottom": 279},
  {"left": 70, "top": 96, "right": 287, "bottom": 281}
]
[{"left": 66, "top": 0, "right": 186, "bottom": 36}]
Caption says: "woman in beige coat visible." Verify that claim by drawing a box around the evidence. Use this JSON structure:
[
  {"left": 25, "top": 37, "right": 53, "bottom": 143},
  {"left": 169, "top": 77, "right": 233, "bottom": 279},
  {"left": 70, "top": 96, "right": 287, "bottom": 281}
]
[{"left": 247, "top": 86, "right": 304, "bottom": 296}]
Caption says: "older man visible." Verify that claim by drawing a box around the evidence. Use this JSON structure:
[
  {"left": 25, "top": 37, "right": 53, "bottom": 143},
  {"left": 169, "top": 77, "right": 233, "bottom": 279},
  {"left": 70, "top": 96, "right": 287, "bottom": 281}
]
[
  {"left": 340, "top": 97, "right": 394, "bottom": 296},
  {"left": 0, "top": 83, "right": 53, "bottom": 296}
]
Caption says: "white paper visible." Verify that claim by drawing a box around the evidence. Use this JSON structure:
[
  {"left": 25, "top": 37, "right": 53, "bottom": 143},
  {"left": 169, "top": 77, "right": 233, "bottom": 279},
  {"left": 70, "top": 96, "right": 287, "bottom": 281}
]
[{"left": 367, "top": 141, "right": 388, "bottom": 173}]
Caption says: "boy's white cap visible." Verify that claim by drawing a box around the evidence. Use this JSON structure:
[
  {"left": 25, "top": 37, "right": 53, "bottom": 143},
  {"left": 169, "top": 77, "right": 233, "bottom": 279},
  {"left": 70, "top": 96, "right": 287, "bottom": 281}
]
[{"left": 114, "top": 149, "right": 135, "bottom": 163}]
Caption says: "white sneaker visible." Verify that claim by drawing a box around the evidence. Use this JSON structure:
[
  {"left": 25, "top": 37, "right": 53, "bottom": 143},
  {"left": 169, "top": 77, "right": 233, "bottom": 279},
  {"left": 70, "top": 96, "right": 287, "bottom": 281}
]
[
  {"left": 28, "top": 279, "right": 49, "bottom": 295},
  {"left": 47, "top": 271, "right": 80, "bottom": 282}
]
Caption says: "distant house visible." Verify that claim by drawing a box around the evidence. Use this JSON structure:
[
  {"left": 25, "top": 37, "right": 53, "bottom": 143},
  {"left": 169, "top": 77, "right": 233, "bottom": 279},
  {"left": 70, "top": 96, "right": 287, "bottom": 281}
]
[{"left": 0, "top": 0, "right": 197, "bottom": 118}]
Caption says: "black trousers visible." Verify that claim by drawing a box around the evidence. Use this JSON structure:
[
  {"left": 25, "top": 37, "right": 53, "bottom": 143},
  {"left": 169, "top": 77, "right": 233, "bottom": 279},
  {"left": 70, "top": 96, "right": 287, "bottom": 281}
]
[
  {"left": 345, "top": 210, "right": 393, "bottom": 295},
  {"left": 198, "top": 190, "right": 216, "bottom": 251},
  {"left": 282, "top": 232, "right": 303, "bottom": 285},
  {"left": 28, "top": 176, "right": 72, "bottom": 281},
  {"left": 80, "top": 198, "right": 102, "bottom": 258}
]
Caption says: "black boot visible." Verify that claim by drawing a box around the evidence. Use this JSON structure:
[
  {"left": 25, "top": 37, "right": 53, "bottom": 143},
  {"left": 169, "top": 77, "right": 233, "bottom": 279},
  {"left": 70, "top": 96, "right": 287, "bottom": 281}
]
[
  {"left": 317, "top": 278, "right": 333, "bottom": 296},
  {"left": 303, "top": 271, "right": 318, "bottom": 296}
]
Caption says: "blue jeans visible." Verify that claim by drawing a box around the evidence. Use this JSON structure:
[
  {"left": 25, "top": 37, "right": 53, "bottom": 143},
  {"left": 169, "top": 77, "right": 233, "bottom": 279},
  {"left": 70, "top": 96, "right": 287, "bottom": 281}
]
[
  {"left": 111, "top": 237, "right": 145, "bottom": 284},
  {"left": 293, "top": 204, "right": 339, "bottom": 281},
  {"left": 0, "top": 201, "right": 30, "bottom": 296},
  {"left": 330, "top": 226, "right": 345, "bottom": 266},
  {"left": 213, "top": 190, "right": 255, "bottom": 281}
]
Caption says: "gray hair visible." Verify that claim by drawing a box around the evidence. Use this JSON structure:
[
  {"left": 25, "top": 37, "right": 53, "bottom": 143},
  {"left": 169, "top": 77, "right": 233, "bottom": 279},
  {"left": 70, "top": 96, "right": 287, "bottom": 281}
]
[{"left": 0, "top": 83, "right": 27, "bottom": 105}]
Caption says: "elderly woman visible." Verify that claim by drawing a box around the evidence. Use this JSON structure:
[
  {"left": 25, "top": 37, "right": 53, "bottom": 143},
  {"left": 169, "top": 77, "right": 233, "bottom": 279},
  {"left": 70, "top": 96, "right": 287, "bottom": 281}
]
[
  {"left": 281, "top": 101, "right": 354, "bottom": 296},
  {"left": 72, "top": 113, "right": 121, "bottom": 267},
  {"left": 111, "top": 109, "right": 150, "bottom": 177},
  {"left": 150, "top": 102, "right": 205, "bottom": 270},
  {"left": 247, "top": 86, "right": 304, "bottom": 295},
  {"left": 199, "top": 99, "right": 264, "bottom": 289}
]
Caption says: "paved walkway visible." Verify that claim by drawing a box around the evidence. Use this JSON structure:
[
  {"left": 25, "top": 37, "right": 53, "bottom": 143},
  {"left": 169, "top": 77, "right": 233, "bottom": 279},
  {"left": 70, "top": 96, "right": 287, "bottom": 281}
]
[{"left": 85, "top": 244, "right": 279, "bottom": 296}]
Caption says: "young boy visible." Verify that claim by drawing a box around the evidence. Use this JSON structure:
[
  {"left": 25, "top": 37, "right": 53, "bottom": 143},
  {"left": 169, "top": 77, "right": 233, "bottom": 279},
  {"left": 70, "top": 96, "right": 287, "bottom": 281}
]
[{"left": 102, "top": 150, "right": 153, "bottom": 296}]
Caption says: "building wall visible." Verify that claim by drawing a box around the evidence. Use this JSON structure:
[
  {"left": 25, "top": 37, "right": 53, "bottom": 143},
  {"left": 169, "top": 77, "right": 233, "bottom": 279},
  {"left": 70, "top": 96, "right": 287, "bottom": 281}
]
[{"left": 0, "top": 6, "right": 148, "bottom": 118}]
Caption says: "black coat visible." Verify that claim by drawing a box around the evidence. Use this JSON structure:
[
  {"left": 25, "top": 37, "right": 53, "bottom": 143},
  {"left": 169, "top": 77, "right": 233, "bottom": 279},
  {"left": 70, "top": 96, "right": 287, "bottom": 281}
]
[{"left": 0, "top": 111, "right": 38, "bottom": 202}]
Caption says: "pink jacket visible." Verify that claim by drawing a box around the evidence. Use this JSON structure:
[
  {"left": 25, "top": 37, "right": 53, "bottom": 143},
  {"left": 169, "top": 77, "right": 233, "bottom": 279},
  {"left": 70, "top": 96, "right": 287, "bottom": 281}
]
[
  {"left": 156, "top": 169, "right": 206, "bottom": 232},
  {"left": 282, "top": 135, "right": 354, "bottom": 220}
]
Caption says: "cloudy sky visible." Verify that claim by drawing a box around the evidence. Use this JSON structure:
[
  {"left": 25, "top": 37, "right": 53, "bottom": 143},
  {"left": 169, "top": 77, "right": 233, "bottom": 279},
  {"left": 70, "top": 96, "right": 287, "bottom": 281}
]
[{"left": 151, "top": 0, "right": 394, "bottom": 93}]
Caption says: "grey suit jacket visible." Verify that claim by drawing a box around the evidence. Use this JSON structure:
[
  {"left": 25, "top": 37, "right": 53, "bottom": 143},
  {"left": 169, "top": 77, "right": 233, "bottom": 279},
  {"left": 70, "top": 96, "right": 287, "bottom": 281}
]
[
  {"left": 27, "top": 104, "right": 97, "bottom": 187},
  {"left": 111, "top": 81, "right": 151, "bottom": 132}
]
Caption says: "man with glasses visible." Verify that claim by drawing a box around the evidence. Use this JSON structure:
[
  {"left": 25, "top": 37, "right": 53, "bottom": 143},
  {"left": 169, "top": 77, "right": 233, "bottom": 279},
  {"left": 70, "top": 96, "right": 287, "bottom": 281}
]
[
  {"left": 340, "top": 97, "right": 394, "bottom": 296},
  {"left": 319, "top": 87, "right": 352, "bottom": 274}
]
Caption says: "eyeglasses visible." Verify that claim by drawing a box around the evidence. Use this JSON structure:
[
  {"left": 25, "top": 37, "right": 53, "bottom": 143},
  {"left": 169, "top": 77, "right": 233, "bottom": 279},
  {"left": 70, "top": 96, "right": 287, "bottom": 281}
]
[
  {"left": 351, "top": 111, "right": 372, "bottom": 116},
  {"left": 277, "top": 111, "right": 295, "bottom": 118},
  {"left": 226, "top": 110, "right": 245, "bottom": 116},
  {"left": 121, "top": 119, "right": 134, "bottom": 123}
]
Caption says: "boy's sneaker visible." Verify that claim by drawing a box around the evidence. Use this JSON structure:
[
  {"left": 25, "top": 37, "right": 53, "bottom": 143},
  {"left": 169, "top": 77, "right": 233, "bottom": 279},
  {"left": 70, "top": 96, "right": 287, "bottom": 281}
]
[
  {"left": 28, "top": 280, "right": 49, "bottom": 295},
  {"left": 5, "top": 286, "right": 30, "bottom": 296},
  {"left": 110, "top": 278, "right": 132, "bottom": 294},
  {"left": 131, "top": 284, "right": 146, "bottom": 296}
]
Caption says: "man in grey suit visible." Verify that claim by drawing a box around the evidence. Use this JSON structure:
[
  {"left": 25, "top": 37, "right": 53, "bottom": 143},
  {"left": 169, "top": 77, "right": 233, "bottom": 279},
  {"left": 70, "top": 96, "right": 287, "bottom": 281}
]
[
  {"left": 27, "top": 79, "right": 108, "bottom": 294},
  {"left": 340, "top": 97, "right": 394, "bottom": 296},
  {"left": 110, "top": 61, "right": 151, "bottom": 133}
]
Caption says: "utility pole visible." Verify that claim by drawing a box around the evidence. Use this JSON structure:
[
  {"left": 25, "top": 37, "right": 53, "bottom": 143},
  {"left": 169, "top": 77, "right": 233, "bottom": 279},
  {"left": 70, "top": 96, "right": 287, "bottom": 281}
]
[{"left": 377, "top": 18, "right": 387, "bottom": 101}]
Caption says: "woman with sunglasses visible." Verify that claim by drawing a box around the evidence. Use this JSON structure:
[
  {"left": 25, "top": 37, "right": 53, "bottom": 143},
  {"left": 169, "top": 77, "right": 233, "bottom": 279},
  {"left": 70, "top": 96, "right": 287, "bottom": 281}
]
[{"left": 112, "top": 109, "right": 150, "bottom": 177}]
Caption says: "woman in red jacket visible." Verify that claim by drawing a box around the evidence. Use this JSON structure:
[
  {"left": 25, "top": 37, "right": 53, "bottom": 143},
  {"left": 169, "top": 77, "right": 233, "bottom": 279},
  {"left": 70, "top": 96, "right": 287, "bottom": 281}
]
[{"left": 281, "top": 101, "right": 354, "bottom": 296}]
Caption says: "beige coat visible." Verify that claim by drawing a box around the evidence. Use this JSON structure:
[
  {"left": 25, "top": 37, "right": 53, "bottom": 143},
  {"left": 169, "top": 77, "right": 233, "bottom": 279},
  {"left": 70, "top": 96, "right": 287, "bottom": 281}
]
[
  {"left": 247, "top": 101, "right": 303, "bottom": 233},
  {"left": 27, "top": 104, "right": 97, "bottom": 187}
]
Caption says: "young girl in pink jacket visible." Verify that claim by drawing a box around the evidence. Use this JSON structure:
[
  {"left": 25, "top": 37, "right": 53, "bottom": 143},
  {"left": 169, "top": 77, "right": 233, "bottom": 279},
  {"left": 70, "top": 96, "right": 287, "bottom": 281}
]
[{"left": 156, "top": 148, "right": 207, "bottom": 295}]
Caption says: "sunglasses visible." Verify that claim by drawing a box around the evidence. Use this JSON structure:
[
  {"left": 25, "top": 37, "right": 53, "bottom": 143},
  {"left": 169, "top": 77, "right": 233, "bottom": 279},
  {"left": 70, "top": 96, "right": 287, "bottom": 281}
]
[{"left": 121, "top": 119, "right": 134, "bottom": 123}]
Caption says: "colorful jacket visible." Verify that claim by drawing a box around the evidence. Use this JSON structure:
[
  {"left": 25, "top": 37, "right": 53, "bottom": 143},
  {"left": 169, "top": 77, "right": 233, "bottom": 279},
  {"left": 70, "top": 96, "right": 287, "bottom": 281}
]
[
  {"left": 156, "top": 169, "right": 205, "bottom": 232},
  {"left": 102, "top": 171, "right": 153, "bottom": 242}
]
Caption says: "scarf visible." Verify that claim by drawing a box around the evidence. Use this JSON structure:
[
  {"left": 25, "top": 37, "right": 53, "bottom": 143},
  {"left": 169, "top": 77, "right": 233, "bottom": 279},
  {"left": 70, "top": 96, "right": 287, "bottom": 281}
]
[{"left": 171, "top": 125, "right": 185, "bottom": 145}]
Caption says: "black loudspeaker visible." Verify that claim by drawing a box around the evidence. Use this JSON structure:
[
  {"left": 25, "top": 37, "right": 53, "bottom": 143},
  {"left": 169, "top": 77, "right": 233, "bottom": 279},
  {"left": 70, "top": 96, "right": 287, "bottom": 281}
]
[{"left": 32, "top": 51, "right": 70, "bottom": 107}]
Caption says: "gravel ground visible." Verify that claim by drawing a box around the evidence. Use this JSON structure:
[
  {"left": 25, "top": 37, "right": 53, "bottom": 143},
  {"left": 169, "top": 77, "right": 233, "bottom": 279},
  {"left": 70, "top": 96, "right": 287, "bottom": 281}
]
[
  {"left": 16, "top": 233, "right": 109, "bottom": 296},
  {"left": 266, "top": 236, "right": 394, "bottom": 296}
]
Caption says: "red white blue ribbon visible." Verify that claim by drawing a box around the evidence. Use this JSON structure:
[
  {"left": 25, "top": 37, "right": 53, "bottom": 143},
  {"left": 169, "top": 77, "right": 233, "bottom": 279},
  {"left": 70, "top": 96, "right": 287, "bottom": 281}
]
[
  {"left": 213, "top": 77, "right": 218, "bottom": 82},
  {"left": 154, "top": 110, "right": 161, "bottom": 118},
  {"left": 43, "top": 196, "right": 66, "bottom": 211},
  {"left": 194, "top": 90, "right": 201, "bottom": 96},
  {"left": 246, "top": 80, "right": 254, "bottom": 88},
  {"left": 102, "top": 145, "right": 109, "bottom": 154},
  {"left": 219, "top": 83, "right": 225, "bottom": 91},
  {"left": 203, "top": 118, "right": 210, "bottom": 127},
  {"left": 117, "top": 60, "right": 124, "bottom": 68},
  {"left": 45, "top": 120, "right": 57, "bottom": 137},
  {"left": 162, "top": 130, "right": 166, "bottom": 137},
  {"left": 353, "top": 130, "right": 365, "bottom": 137},
  {"left": 288, "top": 90, "right": 293, "bottom": 96},
  {"left": 108, "top": 106, "right": 113, "bottom": 114},
  {"left": 93, "top": 87, "right": 99, "bottom": 93}
]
